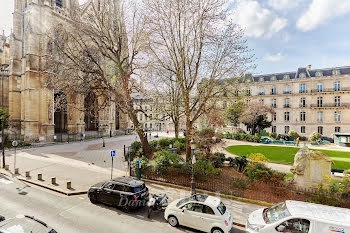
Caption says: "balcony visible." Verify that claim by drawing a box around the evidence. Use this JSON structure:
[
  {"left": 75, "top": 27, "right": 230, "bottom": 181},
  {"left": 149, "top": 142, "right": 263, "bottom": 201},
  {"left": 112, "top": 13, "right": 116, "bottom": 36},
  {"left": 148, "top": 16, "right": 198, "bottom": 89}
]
[
  {"left": 283, "top": 104, "right": 291, "bottom": 108},
  {"left": 310, "top": 103, "right": 350, "bottom": 108},
  {"left": 283, "top": 91, "right": 292, "bottom": 94},
  {"left": 270, "top": 92, "right": 277, "bottom": 95},
  {"left": 258, "top": 93, "right": 265, "bottom": 96},
  {"left": 311, "top": 87, "right": 350, "bottom": 93},
  {"left": 299, "top": 90, "right": 307, "bottom": 93},
  {"left": 299, "top": 104, "right": 308, "bottom": 108},
  {"left": 271, "top": 105, "right": 277, "bottom": 108}
]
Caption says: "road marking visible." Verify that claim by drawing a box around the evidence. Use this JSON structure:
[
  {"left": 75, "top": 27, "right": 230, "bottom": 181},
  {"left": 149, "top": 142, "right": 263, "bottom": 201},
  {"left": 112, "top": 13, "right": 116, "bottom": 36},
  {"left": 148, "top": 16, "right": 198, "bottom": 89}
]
[{"left": 0, "top": 178, "right": 13, "bottom": 185}]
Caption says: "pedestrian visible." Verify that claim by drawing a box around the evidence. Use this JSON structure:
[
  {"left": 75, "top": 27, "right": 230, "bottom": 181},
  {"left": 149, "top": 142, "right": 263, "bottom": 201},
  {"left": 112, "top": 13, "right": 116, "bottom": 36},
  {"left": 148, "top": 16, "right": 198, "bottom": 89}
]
[
  {"left": 167, "top": 130, "right": 169, "bottom": 134},
  {"left": 296, "top": 137, "right": 300, "bottom": 147}
]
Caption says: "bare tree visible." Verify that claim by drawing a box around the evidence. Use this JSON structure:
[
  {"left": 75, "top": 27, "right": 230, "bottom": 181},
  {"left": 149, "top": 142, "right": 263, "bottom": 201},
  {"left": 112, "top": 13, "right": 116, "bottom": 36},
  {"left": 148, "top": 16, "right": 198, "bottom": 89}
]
[
  {"left": 46, "top": 0, "right": 152, "bottom": 157},
  {"left": 144, "top": 0, "right": 253, "bottom": 160}
]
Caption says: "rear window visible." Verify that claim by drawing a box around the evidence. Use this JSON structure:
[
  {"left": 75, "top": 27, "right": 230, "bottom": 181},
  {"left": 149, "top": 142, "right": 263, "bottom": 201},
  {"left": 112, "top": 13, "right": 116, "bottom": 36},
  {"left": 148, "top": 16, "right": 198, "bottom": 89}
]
[
  {"left": 134, "top": 184, "right": 145, "bottom": 193},
  {"left": 217, "top": 202, "right": 226, "bottom": 215}
]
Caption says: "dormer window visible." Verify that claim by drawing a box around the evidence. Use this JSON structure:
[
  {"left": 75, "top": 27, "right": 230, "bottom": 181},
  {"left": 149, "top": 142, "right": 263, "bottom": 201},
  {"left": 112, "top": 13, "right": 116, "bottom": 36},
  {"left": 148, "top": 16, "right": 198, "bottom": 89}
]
[
  {"left": 332, "top": 70, "right": 341, "bottom": 76},
  {"left": 56, "top": 0, "right": 63, "bottom": 8},
  {"left": 315, "top": 71, "right": 323, "bottom": 77},
  {"left": 283, "top": 74, "right": 290, "bottom": 80},
  {"left": 259, "top": 76, "right": 264, "bottom": 82},
  {"left": 299, "top": 73, "right": 306, "bottom": 78},
  {"left": 270, "top": 76, "right": 276, "bottom": 81}
]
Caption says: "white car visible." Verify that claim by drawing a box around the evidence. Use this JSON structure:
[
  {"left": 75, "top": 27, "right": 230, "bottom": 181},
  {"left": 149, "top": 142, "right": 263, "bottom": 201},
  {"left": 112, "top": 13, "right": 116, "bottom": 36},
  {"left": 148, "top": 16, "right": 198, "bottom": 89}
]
[{"left": 164, "top": 194, "right": 232, "bottom": 233}]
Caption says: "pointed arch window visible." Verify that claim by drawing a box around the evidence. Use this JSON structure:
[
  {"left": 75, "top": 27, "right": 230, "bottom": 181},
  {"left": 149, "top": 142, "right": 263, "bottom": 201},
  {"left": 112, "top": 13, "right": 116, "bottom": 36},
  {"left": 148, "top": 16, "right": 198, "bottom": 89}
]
[{"left": 56, "top": 0, "right": 63, "bottom": 8}]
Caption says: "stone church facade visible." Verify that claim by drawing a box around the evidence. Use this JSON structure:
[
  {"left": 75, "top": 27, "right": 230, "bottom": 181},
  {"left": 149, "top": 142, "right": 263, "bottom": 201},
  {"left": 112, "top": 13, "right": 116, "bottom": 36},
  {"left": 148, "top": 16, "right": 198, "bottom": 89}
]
[{"left": 0, "top": 0, "right": 128, "bottom": 142}]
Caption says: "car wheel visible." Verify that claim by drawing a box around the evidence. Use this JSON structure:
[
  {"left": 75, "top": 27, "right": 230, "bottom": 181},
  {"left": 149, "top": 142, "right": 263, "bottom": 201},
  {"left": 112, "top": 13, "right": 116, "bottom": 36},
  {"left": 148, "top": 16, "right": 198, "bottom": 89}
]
[
  {"left": 89, "top": 193, "right": 98, "bottom": 204},
  {"left": 167, "top": 215, "right": 178, "bottom": 227},
  {"left": 211, "top": 228, "right": 224, "bottom": 233}
]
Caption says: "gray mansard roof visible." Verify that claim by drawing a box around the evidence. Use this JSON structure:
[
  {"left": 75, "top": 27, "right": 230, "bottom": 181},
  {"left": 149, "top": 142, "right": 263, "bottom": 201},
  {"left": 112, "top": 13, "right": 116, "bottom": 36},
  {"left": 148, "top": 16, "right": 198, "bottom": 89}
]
[{"left": 252, "top": 66, "right": 350, "bottom": 82}]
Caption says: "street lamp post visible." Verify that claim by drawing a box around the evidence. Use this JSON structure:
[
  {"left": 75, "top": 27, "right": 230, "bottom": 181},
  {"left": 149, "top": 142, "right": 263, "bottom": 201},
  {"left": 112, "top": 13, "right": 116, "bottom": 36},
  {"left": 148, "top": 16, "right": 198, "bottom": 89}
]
[
  {"left": 0, "top": 64, "right": 9, "bottom": 169},
  {"left": 190, "top": 139, "right": 196, "bottom": 195}
]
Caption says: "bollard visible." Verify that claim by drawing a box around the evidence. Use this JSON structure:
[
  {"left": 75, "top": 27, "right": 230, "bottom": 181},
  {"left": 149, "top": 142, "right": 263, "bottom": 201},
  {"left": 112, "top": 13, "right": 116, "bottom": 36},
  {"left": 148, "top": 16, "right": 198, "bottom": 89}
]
[
  {"left": 4, "top": 165, "right": 9, "bottom": 170},
  {"left": 25, "top": 171, "right": 30, "bottom": 177},
  {"left": 14, "top": 168, "right": 19, "bottom": 174},
  {"left": 38, "top": 173, "right": 42, "bottom": 180},
  {"left": 67, "top": 181, "right": 72, "bottom": 189},
  {"left": 51, "top": 177, "right": 56, "bottom": 185}
]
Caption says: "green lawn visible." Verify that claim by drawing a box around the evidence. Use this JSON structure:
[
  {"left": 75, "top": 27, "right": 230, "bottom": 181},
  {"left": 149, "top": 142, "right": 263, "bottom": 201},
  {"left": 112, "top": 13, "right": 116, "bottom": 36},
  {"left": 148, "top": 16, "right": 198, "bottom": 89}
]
[{"left": 226, "top": 145, "right": 350, "bottom": 170}]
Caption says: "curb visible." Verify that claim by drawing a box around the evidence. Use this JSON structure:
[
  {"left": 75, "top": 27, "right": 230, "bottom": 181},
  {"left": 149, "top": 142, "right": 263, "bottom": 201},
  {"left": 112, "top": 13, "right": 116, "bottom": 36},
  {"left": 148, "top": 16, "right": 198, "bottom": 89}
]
[{"left": 17, "top": 178, "right": 88, "bottom": 196}]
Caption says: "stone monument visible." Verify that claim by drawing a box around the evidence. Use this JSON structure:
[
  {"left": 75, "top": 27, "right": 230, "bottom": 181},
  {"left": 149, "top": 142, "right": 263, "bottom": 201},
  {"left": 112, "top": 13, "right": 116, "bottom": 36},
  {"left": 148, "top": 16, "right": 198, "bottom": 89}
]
[{"left": 290, "top": 147, "right": 332, "bottom": 189}]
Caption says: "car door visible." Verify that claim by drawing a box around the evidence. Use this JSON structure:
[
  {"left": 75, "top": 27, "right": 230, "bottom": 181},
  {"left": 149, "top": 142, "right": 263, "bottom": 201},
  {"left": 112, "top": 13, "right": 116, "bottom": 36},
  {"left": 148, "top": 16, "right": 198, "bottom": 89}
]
[
  {"left": 111, "top": 183, "right": 124, "bottom": 207},
  {"left": 180, "top": 202, "right": 205, "bottom": 230},
  {"left": 201, "top": 204, "right": 221, "bottom": 232},
  {"left": 98, "top": 182, "right": 115, "bottom": 205},
  {"left": 274, "top": 218, "right": 311, "bottom": 233}
]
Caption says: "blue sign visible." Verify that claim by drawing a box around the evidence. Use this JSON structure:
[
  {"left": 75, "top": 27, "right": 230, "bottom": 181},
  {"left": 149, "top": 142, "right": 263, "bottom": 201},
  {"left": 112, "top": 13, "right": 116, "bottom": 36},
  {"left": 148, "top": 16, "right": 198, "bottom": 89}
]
[
  {"left": 111, "top": 150, "right": 116, "bottom": 157},
  {"left": 136, "top": 160, "right": 141, "bottom": 164}
]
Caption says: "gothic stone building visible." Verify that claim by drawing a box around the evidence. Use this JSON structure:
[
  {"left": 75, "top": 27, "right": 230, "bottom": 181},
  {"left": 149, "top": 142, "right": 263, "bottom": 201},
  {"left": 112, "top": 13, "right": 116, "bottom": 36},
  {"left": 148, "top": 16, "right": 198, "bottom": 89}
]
[{"left": 0, "top": 0, "right": 128, "bottom": 141}]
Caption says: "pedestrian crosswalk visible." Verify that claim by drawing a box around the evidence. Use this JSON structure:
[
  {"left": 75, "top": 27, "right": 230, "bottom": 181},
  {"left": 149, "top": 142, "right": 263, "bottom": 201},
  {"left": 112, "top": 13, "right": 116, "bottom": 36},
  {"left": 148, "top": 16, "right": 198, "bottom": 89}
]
[{"left": 0, "top": 177, "right": 13, "bottom": 185}]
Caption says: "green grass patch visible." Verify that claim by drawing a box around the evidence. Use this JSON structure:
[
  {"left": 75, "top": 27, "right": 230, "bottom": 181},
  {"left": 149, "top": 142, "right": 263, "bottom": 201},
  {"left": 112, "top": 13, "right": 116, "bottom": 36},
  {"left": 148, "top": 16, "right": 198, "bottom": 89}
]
[{"left": 226, "top": 145, "right": 350, "bottom": 170}]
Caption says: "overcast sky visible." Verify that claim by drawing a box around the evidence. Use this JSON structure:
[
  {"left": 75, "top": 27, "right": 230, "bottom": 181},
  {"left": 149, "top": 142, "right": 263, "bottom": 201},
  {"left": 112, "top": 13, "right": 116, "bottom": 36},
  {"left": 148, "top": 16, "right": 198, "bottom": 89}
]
[{"left": 1, "top": 0, "right": 350, "bottom": 74}]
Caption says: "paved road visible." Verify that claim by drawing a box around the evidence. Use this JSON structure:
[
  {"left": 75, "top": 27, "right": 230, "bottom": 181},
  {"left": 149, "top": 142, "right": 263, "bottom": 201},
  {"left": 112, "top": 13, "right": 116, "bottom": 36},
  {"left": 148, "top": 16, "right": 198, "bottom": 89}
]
[{"left": 0, "top": 175, "right": 245, "bottom": 233}]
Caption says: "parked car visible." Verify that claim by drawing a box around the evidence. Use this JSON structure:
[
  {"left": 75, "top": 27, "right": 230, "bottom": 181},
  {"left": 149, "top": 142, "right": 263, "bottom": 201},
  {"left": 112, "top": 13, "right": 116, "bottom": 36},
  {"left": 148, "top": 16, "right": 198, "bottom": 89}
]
[
  {"left": 321, "top": 136, "right": 334, "bottom": 143},
  {"left": 164, "top": 194, "right": 232, "bottom": 233},
  {"left": 246, "top": 200, "right": 350, "bottom": 233},
  {"left": 88, "top": 176, "right": 149, "bottom": 211},
  {"left": 0, "top": 215, "right": 57, "bottom": 233},
  {"left": 0, "top": 215, "right": 4, "bottom": 222}
]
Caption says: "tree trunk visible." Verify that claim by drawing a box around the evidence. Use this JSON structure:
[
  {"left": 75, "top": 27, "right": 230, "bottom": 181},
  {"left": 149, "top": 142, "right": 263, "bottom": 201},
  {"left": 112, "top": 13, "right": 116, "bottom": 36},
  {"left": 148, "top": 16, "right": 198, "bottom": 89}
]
[
  {"left": 174, "top": 118, "right": 179, "bottom": 138},
  {"left": 128, "top": 109, "right": 152, "bottom": 158},
  {"left": 185, "top": 116, "right": 193, "bottom": 162}
]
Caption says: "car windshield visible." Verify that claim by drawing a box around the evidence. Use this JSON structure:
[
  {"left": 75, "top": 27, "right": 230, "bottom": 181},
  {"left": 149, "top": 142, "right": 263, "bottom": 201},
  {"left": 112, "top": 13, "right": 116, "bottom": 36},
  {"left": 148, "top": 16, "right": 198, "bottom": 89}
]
[
  {"left": 217, "top": 201, "right": 226, "bottom": 215},
  {"left": 134, "top": 185, "right": 143, "bottom": 193},
  {"left": 176, "top": 197, "right": 191, "bottom": 207},
  {"left": 264, "top": 202, "right": 291, "bottom": 224}
]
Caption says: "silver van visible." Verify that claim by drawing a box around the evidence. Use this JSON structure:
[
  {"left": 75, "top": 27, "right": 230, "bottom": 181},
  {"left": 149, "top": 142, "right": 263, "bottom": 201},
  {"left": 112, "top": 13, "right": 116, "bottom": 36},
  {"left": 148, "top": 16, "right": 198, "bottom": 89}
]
[{"left": 246, "top": 200, "right": 350, "bottom": 233}]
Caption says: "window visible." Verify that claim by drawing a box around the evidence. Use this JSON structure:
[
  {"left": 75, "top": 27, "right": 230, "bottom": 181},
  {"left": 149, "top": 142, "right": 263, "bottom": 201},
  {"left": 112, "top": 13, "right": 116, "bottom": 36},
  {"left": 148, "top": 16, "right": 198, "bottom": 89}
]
[
  {"left": 317, "top": 97, "right": 323, "bottom": 107},
  {"left": 259, "top": 99, "right": 264, "bottom": 104},
  {"left": 246, "top": 88, "right": 251, "bottom": 96},
  {"left": 265, "top": 202, "right": 291, "bottom": 224},
  {"left": 315, "top": 71, "right": 323, "bottom": 77},
  {"left": 103, "top": 182, "right": 115, "bottom": 190},
  {"left": 334, "top": 81, "right": 341, "bottom": 91},
  {"left": 333, "top": 70, "right": 341, "bottom": 76},
  {"left": 217, "top": 202, "right": 227, "bottom": 215},
  {"left": 283, "top": 85, "right": 290, "bottom": 94},
  {"left": 284, "top": 98, "right": 290, "bottom": 108},
  {"left": 299, "top": 83, "right": 306, "bottom": 93},
  {"left": 284, "top": 112, "right": 290, "bottom": 121},
  {"left": 334, "top": 96, "right": 341, "bottom": 107},
  {"left": 56, "top": 0, "right": 63, "bottom": 7},
  {"left": 272, "top": 126, "right": 276, "bottom": 133},
  {"left": 317, "top": 83, "right": 323, "bottom": 92},
  {"left": 318, "top": 126, "right": 323, "bottom": 135},
  {"left": 150, "top": 123, "right": 152, "bottom": 129},
  {"left": 283, "top": 74, "right": 290, "bottom": 80},
  {"left": 317, "top": 111, "right": 323, "bottom": 122},
  {"left": 183, "top": 203, "right": 203, "bottom": 213},
  {"left": 299, "top": 73, "right": 306, "bottom": 78},
  {"left": 334, "top": 111, "right": 341, "bottom": 122},
  {"left": 300, "top": 112, "right": 306, "bottom": 122},
  {"left": 276, "top": 218, "right": 310, "bottom": 233},
  {"left": 300, "top": 98, "right": 306, "bottom": 107},
  {"left": 259, "top": 76, "right": 264, "bottom": 82},
  {"left": 203, "top": 205, "right": 215, "bottom": 215},
  {"left": 271, "top": 76, "right": 276, "bottom": 81},
  {"left": 272, "top": 113, "right": 277, "bottom": 121},
  {"left": 271, "top": 87, "right": 277, "bottom": 95},
  {"left": 259, "top": 87, "right": 265, "bottom": 95},
  {"left": 335, "top": 127, "right": 341, "bottom": 133},
  {"left": 301, "top": 126, "right": 305, "bottom": 133},
  {"left": 271, "top": 99, "right": 277, "bottom": 108},
  {"left": 145, "top": 123, "right": 147, "bottom": 129},
  {"left": 285, "top": 126, "right": 290, "bottom": 134}
]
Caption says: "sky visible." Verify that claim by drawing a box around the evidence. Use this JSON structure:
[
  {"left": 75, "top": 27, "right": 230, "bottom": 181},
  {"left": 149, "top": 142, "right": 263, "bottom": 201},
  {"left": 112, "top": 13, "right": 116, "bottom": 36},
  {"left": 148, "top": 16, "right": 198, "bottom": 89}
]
[{"left": 1, "top": 0, "right": 350, "bottom": 75}]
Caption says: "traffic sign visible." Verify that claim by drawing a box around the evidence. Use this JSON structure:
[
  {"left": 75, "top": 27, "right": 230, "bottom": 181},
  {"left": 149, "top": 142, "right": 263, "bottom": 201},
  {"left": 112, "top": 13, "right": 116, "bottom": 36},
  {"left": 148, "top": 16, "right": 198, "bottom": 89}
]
[
  {"left": 12, "top": 140, "right": 18, "bottom": 147},
  {"left": 136, "top": 160, "right": 141, "bottom": 164},
  {"left": 110, "top": 150, "right": 116, "bottom": 157}
]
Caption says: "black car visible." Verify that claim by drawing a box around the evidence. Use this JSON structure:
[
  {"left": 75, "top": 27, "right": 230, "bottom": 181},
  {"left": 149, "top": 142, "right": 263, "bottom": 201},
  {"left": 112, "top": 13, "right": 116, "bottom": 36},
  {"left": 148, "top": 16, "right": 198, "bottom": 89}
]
[
  {"left": 0, "top": 216, "right": 4, "bottom": 222},
  {"left": 88, "top": 176, "right": 149, "bottom": 211},
  {"left": 321, "top": 136, "right": 334, "bottom": 143}
]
